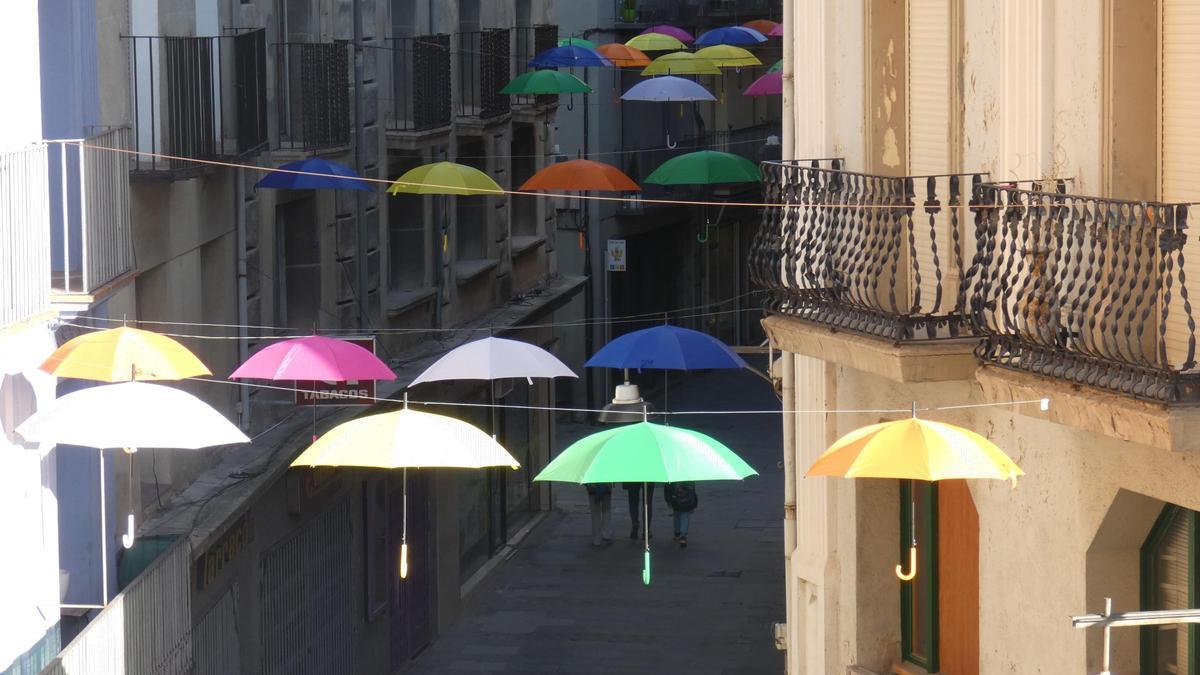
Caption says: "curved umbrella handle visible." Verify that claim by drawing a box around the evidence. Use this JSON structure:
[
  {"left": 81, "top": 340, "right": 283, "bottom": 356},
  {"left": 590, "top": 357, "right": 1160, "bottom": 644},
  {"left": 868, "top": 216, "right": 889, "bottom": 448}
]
[
  {"left": 122, "top": 513, "right": 136, "bottom": 549},
  {"left": 666, "top": 130, "right": 677, "bottom": 150},
  {"left": 895, "top": 545, "right": 917, "bottom": 581}
]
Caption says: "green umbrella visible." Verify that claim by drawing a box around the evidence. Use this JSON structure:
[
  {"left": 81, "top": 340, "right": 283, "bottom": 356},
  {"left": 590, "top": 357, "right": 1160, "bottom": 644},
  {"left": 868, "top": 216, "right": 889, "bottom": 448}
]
[
  {"left": 644, "top": 150, "right": 761, "bottom": 185},
  {"left": 558, "top": 36, "right": 597, "bottom": 49},
  {"left": 769, "top": 58, "right": 782, "bottom": 72},
  {"left": 534, "top": 420, "right": 757, "bottom": 584},
  {"left": 500, "top": 69, "right": 593, "bottom": 95}
]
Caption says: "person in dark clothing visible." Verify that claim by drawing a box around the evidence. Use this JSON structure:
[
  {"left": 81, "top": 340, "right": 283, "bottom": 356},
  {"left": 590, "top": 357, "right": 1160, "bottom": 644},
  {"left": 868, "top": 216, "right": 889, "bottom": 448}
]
[
  {"left": 585, "top": 482, "right": 613, "bottom": 546},
  {"left": 664, "top": 481, "right": 698, "bottom": 548},
  {"left": 623, "top": 482, "right": 654, "bottom": 539}
]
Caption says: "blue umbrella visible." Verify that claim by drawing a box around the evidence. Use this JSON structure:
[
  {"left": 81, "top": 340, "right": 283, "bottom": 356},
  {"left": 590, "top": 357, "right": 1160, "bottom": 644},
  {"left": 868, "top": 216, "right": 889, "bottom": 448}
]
[
  {"left": 585, "top": 325, "right": 748, "bottom": 371},
  {"left": 255, "top": 158, "right": 372, "bottom": 191},
  {"left": 694, "top": 26, "right": 767, "bottom": 47},
  {"left": 528, "top": 45, "right": 613, "bottom": 68},
  {"left": 620, "top": 76, "right": 716, "bottom": 102}
]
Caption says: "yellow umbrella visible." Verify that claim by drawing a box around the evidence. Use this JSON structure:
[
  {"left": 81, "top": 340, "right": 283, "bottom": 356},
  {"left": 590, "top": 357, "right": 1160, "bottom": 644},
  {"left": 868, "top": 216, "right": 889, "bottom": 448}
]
[
  {"left": 386, "top": 161, "right": 503, "bottom": 196},
  {"left": 625, "top": 33, "right": 687, "bottom": 52},
  {"left": 694, "top": 45, "right": 762, "bottom": 68},
  {"left": 40, "top": 326, "right": 210, "bottom": 381},
  {"left": 641, "top": 52, "right": 722, "bottom": 76}
]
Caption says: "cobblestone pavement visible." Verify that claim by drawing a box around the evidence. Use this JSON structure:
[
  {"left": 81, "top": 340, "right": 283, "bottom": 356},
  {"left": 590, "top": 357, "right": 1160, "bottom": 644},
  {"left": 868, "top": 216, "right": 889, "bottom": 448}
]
[{"left": 406, "top": 363, "right": 785, "bottom": 674}]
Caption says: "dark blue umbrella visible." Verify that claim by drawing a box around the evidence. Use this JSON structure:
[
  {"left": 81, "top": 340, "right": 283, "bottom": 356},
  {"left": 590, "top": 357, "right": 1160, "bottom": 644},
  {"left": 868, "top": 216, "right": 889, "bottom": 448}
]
[
  {"left": 694, "top": 26, "right": 767, "bottom": 47},
  {"left": 585, "top": 325, "right": 748, "bottom": 371},
  {"left": 528, "top": 45, "right": 613, "bottom": 68},
  {"left": 255, "top": 158, "right": 372, "bottom": 191}
]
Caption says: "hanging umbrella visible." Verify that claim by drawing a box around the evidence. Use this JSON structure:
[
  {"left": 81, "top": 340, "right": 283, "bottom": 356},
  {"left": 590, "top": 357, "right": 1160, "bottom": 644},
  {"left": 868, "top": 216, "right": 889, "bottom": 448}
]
[
  {"left": 768, "top": 24, "right": 783, "bottom": 37},
  {"left": 694, "top": 45, "right": 762, "bottom": 69},
  {"left": 291, "top": 400, "right": 519, "bottom": 577},
  {"left": 641, "top": 52, "right": 722, "bottom": 76},
  {"left": 639, "top": 24, "right": 695, "bottom": 43},
  {"left": 621, "top": 76, "right": 716, "bottom": 102},
  {"left": 743, "top": 71, "right": 783, "bottom": 96},
  {"left": 519, "top": 159, "right": 640, "bottom": 193},
  {"left": 408, "top": 336, "right": 576, "bottom": 386},
  {"left": 534, "top": 418, "right": 757, "bottom": 583},
  {"left": 528, "top": 45, "right": 612, "bottom": 68},
  {"left": 742, "top": 19, "right": 779, "bottom": 35},
  {"left": 386, "top": 161, "right": 502, "bottom": 196},
  {"left": 624, "top": 33, "right": 687, "bottom": 52},
  {"left": 558, "top": 36, "right": 597, "bottom": 49},
  {"left": 230, "top": 335, "right": 395, "bottom": 381},
  {"left": 501, "top": 69, "right": 593, "bottom": 95},
  {"left": 585, "top": 325, "right": 747, "bottom": 371},
  {"left": 41, "top": 326, "right": 210, "bottom": 382},
  {"left": 644, "top": 150, "right": 761, "bottom": 185},
  {"left": 768, "top": 58, "right": 783, "bottom": 72},
  {"left": 695, "top": 26, "right": 767, "bottom": 47},
  {"left": 595, "top": 43, "right": 652, "bottom": 68},
  {"left": 255, "top": 158, "right": 372, "bottom": 192}
]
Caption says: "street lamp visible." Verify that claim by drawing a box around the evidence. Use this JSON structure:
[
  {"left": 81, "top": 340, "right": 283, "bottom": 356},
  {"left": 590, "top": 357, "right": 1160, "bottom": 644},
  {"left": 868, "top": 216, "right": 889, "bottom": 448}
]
[{"left": 598, "top": 370, "right": 654, "bottom": 424}]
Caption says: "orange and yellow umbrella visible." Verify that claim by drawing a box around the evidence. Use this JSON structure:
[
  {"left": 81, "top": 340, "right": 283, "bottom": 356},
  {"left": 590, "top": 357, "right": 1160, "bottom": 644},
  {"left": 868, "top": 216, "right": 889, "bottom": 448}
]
[
  {"left": 40, "top": 326, "right": 210, "bottom": 382},
  {"left": 519, "top": 159, "right": 640, "bottom": 193},
  {"left": 595, "top": 43, "right": 652, "bottom": 67}
]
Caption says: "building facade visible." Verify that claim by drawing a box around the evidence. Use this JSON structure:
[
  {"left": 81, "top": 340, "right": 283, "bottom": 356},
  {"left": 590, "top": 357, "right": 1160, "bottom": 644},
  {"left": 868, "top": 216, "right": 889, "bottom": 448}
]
[{"left": 762, "top": 1, "right": 1200, "bottom": 674}]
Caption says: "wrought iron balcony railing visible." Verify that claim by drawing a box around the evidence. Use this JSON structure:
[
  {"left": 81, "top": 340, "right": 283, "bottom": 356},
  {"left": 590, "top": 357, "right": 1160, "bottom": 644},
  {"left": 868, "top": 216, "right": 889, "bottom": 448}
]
[
  {"left": 1, "top": 143, "right": 51, "bottom": 326},
  {"left": 275, "top": 41, "right": 351, "bottom": 151},
  {"left": 749, "top": 160, "right": 983, "bottom": 341},
  {"left": 966, "top": 182, "right": 1200, "bottom": 402},
  {"left": 126, "top": 29, "right": 268, "bottom": 175},
  {"left": 386, "top": 35, "right": 452, "bottom": 132},
  {"left": 513, "top": 25, "right": 559, "bottom": 108},
  {"left": 456, "top": 29, "right": 511, "bottom": 119}
]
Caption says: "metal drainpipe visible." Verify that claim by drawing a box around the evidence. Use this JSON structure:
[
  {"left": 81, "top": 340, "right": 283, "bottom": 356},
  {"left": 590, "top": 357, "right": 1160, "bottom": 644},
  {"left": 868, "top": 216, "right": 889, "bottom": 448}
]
[
  {"left": 780, "top": 350, "right": 797, "bottom": 670},
  {"left": 353, "top": 0, "right": 368, "bottom": 330},
  {"left": 235, "top": 167, "right": 250, "bottom": 429}
]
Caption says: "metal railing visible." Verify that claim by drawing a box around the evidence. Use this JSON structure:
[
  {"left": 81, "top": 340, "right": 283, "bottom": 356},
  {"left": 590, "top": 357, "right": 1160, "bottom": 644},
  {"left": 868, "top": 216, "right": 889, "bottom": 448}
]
[
  {"left": 512, "top": 25, "right": 558, "bottom": 108},
  {"left": 126, "top": 29, "right": 267, "bottom": 174},
  {"left": 456, "top": 29, "right": 511, "bottom": 119},
  {"left": 48, "top": 128, "right": 135, "bottom": 295},
  {"left": 613, "top": 0, "right": 779, "bottom": 25},
  {"left": 749, "top": 160, "right": 983, "bottom": 341},
  {"left": 966, "top": 181, "right": 1200, "bottom": 402},
  {"left": 1, "top": 143, "right": 51, "bottom": 326},
  {"left": 275, "top": 41, "right": 351, "bottom": 151},
  {"left": 386, "top": 35, "right": 452, "bottom": 132}
]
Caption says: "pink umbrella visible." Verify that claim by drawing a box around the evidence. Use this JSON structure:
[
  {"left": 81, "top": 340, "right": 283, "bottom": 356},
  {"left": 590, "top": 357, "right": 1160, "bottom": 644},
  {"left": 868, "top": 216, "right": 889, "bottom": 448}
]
[
  {"left": 769, "top": 24, "right": 783, "bottom": 37},
  {"left": 743, "top": 71, "right": 782, "bottom": 96},
  {"left": 231, "top": 335, "right": 396, "bottom": 381},
  {"left": 640, "top": 24, "right": 695, "bottom": 43}
]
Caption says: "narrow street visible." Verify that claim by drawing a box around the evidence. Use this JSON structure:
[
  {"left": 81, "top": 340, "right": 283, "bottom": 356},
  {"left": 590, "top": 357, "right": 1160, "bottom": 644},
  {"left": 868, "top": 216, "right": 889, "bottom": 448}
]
[{"left": 406, "top": 362, "right": 785, "bottom": 674}]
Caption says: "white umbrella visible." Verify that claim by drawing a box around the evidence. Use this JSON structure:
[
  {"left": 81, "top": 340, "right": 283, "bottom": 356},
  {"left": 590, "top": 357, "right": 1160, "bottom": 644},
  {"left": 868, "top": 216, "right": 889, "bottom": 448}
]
[{"left": 408, "top": 337, "right": 576, "bottom": 386}]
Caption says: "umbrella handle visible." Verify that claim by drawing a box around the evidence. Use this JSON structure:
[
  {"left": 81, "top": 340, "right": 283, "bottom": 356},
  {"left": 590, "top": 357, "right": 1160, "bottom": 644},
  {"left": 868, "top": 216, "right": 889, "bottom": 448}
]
[
  {"left": 895, "top": 545, "right": 917, "bottom": 581},
  {"left": 400, "top": 543, "right": 409, "bottom": 579},
  {"left": 643, "top": 549, "right": 651, "bottom": 586},
  {"left": 122, "top": 513, "right": 136, "bottom": 549},
  {"left": 666, "top": 130, "right": 677, "bottom": 150}
]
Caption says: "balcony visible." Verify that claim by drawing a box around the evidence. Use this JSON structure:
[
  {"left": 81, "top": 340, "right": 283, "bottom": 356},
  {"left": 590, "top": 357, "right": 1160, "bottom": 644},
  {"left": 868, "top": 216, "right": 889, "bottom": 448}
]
[
  {"left": 126, "top": 29, "right": 268, "bottom": 177},
  {"left": 512, "top": 25, "right": 559, "bottom": 110},
  {"left": 456, "top": 29, "right": 511, "bottom": 121},
  {"left": 1, "top": 143, "right": 51, "bottom": 327},
  {"left": 612, "top": 0, "right": 780, "bottom": 29},
  {"left": 386, "top": 35, "right": 452, "bottom": 134},
  {"left": 275, "top": 41, "right": 351, "bottom": 152}
]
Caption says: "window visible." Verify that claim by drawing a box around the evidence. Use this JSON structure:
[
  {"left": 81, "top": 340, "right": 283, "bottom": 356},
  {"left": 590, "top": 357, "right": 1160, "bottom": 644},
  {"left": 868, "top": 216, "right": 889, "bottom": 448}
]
[
  {"left": 455, "top": 141, "right": 489, "bottom": 263},
  {"left": 276, "top": 198, "right": 320, "bottom": 329},
  {"left": 901, "top": 480, "right": 939, "bottom": 671},
  {"left": 511, "top": 124, "right": 538, "bottom": 239},
  {"left": 1141, "top": 505, "right": 1198, "bottom": 674},
  {"left": 388, "top": 154, "right": 428, "bottom": 291}
]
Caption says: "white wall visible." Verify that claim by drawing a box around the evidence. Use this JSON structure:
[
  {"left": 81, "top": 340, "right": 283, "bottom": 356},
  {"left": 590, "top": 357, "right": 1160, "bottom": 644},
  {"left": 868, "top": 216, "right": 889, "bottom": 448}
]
[{"left": 0, "top": 0, "right": 43, "bottom": 149}]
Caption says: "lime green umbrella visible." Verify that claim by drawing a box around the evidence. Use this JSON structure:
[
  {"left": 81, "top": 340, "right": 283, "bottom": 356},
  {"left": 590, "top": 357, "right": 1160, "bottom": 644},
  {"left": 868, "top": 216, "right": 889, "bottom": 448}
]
[
  {"left": 558, "top": 36, "right": 597, "bottom": 49},
  {"left": 501, "top": 69, "right": 593, "bottom": 95},
  {"left": 769, "top": 58, "right": 782, "bottom": 72},
  {"left": 386, "top": 161, "right": 502, "bottom": 196},
  {"left": 644, "top": 150, "right": 761, "bottom": 185},
  {"left": 534, "top": 420, "right": 756, "bottom": 584}
]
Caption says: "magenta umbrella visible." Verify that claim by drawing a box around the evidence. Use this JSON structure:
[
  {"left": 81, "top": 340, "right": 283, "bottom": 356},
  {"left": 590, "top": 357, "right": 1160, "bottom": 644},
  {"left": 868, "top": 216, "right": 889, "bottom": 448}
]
[
  {"left": 231, "top": 335, "right": 395, "bottom": 381},
  {"left": 768, "top": 24, "right": 783, "bottom": 37},
  {"left": 640, "top": 24, "right": 694, "bottom": 43},
  {"left": 743, "top": 71, "right": 782, "bottom": 97}
]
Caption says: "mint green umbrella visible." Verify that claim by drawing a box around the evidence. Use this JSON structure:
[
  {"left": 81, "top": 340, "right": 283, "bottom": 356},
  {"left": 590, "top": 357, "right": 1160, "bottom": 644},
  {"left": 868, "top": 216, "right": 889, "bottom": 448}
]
[
  {"left": 644, "top": 150, "right": 761, "bottom": 185},
  {"left": 500, "top": 69, "right": 593, "bottom": 95},
  {"left": 558, "top": 36, "right": 598, "bottom": 49},
  {"left": 769, "top": 58, "right": 782, "bottom": 73},
  {"left": 534, "top": 419, "right": 757, "bottom": 584}
]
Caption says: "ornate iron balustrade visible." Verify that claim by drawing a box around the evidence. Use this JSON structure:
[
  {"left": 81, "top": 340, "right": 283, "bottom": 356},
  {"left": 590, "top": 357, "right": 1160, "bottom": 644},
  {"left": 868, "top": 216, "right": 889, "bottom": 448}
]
[
  {"left": 749, "top": 160, "right": 983, "bottom": 341},
  {"left": 456, "top": 29, "right": 511, "bottom": 119},
  {"left": 387, "top": 35, "right": 452, "bottom": 132},
  {"left": 275, "top": 41, "right": 351, "bottom": 151},
  {"left": 512, "top": 25, "right": 559, "bottom": 108},
  {"left": 966, "top": 182, "right": 1200, "bottom": 402}
]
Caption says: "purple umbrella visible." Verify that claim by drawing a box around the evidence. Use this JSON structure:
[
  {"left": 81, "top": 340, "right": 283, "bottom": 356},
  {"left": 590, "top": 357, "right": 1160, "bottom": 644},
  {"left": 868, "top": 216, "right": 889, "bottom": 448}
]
[
  {"left": 694, "top": 26, "right": 767, "bottom": 46},
  {"left": 640, "top": 24, "right": 695, "bottom": 43},
  {"left": 743, "top": 71, "right": 782, "bottom": 97}
]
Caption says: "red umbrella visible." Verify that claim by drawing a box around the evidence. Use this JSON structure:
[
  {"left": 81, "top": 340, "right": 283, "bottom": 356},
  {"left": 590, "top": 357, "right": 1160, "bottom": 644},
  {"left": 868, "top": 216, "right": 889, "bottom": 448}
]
[
  {"left": 596, "top": 43, "right": 652, "bottom": 68},
  {"left": 743, "top": 19, "right": 778, "bottom": 36},
  {"left": 743, "top": 71, "right": 782, "bottom": 97},
  {"left": 520, "top": 159, "right": 640, "bottom": 192}
]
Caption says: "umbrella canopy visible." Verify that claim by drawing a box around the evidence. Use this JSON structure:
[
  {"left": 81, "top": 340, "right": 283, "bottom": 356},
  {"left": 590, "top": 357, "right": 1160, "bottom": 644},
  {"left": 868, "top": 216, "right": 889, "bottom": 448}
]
[
  {"left": 230, "top": 335, "right": 395, "bottom": 381},
  {"left": 255, "top": 158, "right": 372, "bottom": 192},
  {"left": 519, "top": 159, "right": 640, "bottom": 192},
  {"left": 639, "top": 24, "right": 695, "bottom": 43},
  {"left": 641, "top": 52, "right": 722, "bottom": 76},
  {"left": 621, "top": 76, "right": 716, "bottom": 102},
  {"left": 644, "top": 150, "right": 761, "bottom": 185},
  {"left": 624, "top": 33, "right": 686, "bottom": 52},
  {"left": 694, "top": 45, "right": 762, "bottom": 68},
  {"left": 528, "top": 45, "right": 612, "bottom": 68},
  {"left": 695, "top": 26, "right": 767, "bottom": 46},
  {"left": 805, "top": 417, "right": 1024, "bottom": 483},
  {"left": 291, "top": 407, "right": 519, "bottom": 469},
  {"left": 768, "top": 24, "right": 783, "bottom": 37},
  {"left": 16, "top": 381, "right": 250, "bottom": 449},
  {"left": 743, "top": 71, "right": 783, "bottom": 96},
  {"left": 768, "top": 58, "right": 783, "bottom": 72},
  {"left": 387, "top": 161, "right": 502, "bottom": 196},
  {"left": 409, "top": 337, "right": 576, "bottom": 386},
  {"left": 595, "top": 43, "right": 651, "bottom": 67},
  {"left": 500, "top": 69, "right": 592, "bottom": 95},
  {"left": 558, "top": 36, "right": 597, "bottom": 48},
  {"left": 41, "top": 326, "right": 210, "bottom": 382},
  {"left": 742, "top": 19, "right": 779, "bottom": 35},
  {"left": 585, "top": 325, "right": 748, "bottom": 371}
]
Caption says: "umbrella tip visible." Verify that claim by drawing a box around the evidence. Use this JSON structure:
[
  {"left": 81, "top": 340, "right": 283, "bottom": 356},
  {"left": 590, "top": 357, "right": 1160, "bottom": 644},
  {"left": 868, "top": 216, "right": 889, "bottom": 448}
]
[{"left": 910, "top": 401, "right": 918, "bottom": 418}]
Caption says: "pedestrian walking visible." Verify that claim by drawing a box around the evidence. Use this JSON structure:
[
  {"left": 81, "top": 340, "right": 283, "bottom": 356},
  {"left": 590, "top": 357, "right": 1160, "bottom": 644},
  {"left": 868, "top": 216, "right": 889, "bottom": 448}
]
[
  {"left": 585, "top": 482, "right": 613, "bottom": 546},
  {"left": 623, "top": 482, "right": 654, "bottom": 539},
  {"left": 664, "top": 481, "right": 698, "bottom": 547}
]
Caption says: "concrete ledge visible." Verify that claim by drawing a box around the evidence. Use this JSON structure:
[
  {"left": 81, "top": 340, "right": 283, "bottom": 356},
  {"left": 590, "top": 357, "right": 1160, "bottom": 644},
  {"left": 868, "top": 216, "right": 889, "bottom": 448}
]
[
  {"left": 975, "top": 365, "right": 1200, "bottom": 452},
  {"left": 762, "top": 315, "right": 979, "bottom": 383}
]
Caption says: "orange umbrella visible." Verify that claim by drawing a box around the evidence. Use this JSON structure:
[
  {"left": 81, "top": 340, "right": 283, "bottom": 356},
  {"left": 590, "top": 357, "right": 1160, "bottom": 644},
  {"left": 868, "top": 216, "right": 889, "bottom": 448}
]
[
  {"left": 519, "top": 159, "right": 640, "bottom": 192},
  {"left": 743, "top": 19, "right": 779, "bottom": 35},
  {"left": 595, "top": 43, "right": 652, "bottom": 68}
]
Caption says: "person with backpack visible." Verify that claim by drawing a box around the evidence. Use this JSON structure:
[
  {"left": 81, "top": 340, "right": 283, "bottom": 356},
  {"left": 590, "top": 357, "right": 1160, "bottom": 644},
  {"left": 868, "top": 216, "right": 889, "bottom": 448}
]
[
  {"left": 664, "top": 481, "right": 698, "bottom": 548},
  {"left": 585, "top": 482, "right": 614, "bottom": 546}
]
